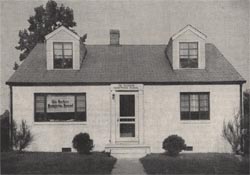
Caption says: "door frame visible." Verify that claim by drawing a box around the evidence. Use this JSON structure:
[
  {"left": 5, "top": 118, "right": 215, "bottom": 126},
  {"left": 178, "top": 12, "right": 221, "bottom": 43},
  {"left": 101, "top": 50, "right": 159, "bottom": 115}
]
[
  {"left": 115, "top": 91, "right": 139, "bottom": 142},
  {"left": 110, "top": 84, "right": 144, "bottom": 144}
]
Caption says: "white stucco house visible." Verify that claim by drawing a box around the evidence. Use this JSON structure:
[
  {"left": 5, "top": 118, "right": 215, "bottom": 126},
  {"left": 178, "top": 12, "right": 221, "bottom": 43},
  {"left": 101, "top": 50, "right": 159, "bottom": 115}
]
[{"left": 6, "top": 25, "right": 246, "bottom": 157}]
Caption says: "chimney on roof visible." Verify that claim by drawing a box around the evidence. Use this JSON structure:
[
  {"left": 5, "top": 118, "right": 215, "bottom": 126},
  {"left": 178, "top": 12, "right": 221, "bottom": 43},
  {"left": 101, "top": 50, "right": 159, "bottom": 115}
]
[{"left": 110, "top": 29, "right": 120, "bottom": 45}]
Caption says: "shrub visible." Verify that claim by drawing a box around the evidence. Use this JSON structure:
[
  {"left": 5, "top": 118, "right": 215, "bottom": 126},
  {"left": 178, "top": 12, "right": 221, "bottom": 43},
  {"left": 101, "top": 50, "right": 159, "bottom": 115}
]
[
  {"left": 72, "top": 133, "right": 94, "bottom": 154},
  {"left": 222, "top": 112, "right": 241, "bottom": 154},
  {"left": 162, "top": 135, "right": 186, "bottom": 156},
  {"left": 243, "top": 91, "right": 249, "bottom": 155},
  {"left": 1, "top": 110, "right": 10, "bottom": 152},
  {"left": 13, "top": 120, "right": 33, "bottom": 152}
]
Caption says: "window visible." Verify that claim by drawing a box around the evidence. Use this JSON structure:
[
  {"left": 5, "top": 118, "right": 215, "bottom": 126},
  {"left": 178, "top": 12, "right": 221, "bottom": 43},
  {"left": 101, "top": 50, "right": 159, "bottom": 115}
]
[
  {"left": 34, "top": 93, "right": 86, "bottom": 122},
  {"left": 179, "top": 42, "right": 198, "bottom": 68},
  {"left": 180, "top": 93, "right": 209, "bottom": 120},
  {"left": 53, "top": 42, "right": 73, "bottom": 69},
  {"left": 120, "top": 95, "right": 135, "bottom": 116}
]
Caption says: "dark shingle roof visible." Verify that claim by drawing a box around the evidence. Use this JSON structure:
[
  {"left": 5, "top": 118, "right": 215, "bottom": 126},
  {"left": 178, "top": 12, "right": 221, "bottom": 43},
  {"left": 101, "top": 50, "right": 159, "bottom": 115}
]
[{"left": 6, "top": 43, "right": 245, "bottom": 85}]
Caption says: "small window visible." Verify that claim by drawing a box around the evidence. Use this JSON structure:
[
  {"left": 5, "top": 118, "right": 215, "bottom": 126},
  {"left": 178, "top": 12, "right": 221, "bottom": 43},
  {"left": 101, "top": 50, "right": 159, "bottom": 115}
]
[
  {"left": 179, "top": 42, "right": 198, "bottom": 68},
  {"left": 34, "top": 93, "right": 86, "bottom": 122},
  {"left": 180, "top": 93, "right": 209, "bottom": 120},
  {"left": 53, "top": 42, "right": 73, "bottom": 69}
]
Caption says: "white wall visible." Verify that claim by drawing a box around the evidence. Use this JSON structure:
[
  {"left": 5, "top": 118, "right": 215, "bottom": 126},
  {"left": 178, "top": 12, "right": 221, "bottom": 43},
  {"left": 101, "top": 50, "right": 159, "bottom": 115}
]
[
  {"left": 12, "top": 84, "right": 240, "bottom": 153},
  {"left": 46, "top": 30, "right": 80, "bottom": 70},
  {"left": 172, "top": 30, "right": 206, "bottom": 69},
  {"left": 143, "top": 84, "right": 240, "bottom": 153},
  {"left": 12, "top": 86, "right": 111, "bottom": 152}
]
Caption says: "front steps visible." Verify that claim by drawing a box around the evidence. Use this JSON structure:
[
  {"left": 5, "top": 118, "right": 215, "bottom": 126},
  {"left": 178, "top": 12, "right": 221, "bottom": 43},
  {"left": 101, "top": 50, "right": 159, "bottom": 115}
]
[{"left": 105, "top": 144, "right": 150, "bottom": 158}]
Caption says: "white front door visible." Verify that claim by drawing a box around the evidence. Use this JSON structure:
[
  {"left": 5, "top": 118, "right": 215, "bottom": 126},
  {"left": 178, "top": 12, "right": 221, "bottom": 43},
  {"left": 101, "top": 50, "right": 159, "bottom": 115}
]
[{"left": 115, "top": 92, "right": 139, "bottom": 142}]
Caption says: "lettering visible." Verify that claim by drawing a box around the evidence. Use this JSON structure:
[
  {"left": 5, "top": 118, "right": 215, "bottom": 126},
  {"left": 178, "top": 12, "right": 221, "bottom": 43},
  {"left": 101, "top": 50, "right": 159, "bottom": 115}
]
[{"left": 47, "top": 95, "right": 75, "bottom": 113}]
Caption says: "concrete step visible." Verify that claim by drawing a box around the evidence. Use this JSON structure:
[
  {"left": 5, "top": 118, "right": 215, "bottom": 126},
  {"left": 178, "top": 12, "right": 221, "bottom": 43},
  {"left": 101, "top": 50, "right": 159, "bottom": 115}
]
[{"left": 105, "top": 144, "right": 150, "bottom": 158}]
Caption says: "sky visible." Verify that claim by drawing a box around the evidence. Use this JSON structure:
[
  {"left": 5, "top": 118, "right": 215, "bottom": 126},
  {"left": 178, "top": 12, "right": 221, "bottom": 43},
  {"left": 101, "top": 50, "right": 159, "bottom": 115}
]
[{"left": 0, "top": 0, "right": 249, "bottom": 113}]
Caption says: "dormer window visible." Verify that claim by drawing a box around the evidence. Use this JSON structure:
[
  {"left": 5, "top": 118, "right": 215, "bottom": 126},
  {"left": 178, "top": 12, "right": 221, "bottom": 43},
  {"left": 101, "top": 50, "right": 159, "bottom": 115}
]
[
  {"left": 53, "top": 42, "right": 73, "bottom": 69},
  {"left": 179, "top": 42, "right": 198, "bottom": 68},
  {"left": 166, "top": 25, "right": 206, "bottom": 70}
]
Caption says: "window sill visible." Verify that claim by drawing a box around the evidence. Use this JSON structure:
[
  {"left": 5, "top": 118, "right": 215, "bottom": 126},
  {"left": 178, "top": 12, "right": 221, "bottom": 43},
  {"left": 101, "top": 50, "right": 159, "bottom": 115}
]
[
  {"left": 33, "top": 121, "right": 87, "bottom": 125},
  {"left": 180, "top": 120, "right": 211, "bottom": 124}
]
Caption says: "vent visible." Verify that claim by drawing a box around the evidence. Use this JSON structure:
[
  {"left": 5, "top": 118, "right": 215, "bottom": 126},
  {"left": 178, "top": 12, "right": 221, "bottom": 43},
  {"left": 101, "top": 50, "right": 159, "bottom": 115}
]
[
  {"left": 62, "top": 147, "right": 72, "bottom": 152},
  {"left": 184, "top": 146, "right": 193, "bottom": 151}
]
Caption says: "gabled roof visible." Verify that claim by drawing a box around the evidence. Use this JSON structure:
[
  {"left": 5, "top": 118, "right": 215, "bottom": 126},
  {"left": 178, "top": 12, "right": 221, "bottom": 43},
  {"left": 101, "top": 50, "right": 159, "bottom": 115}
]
[
  {"left": 172, "top": 24, "right": 207, "bottom": 40},
  {"left": 6, "top": 43, "right": 245, "bottom": 85},
  {"left": 45, "top": 26, "right": 80, "bottom": 40}
]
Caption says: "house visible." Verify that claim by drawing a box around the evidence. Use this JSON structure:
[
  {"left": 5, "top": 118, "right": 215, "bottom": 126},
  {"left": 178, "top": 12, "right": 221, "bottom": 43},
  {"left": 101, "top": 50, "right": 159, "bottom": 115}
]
[{"left": 6, "top": 25, "right": 246, "bottom": 158}]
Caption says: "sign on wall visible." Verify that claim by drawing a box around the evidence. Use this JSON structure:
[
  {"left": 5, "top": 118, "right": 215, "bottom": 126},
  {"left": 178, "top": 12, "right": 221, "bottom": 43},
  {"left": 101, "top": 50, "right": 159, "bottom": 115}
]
[{"left": 47, "top": 95, "right": 75, "bottom": 113}]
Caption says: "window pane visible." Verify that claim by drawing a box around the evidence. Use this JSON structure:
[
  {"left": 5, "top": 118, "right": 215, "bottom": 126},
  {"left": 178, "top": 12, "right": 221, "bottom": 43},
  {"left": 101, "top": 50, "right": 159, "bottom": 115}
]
[
  {"left": 189, "top": 49, "right": 198, "bottom": 55},
  {"left": 64, "top": 43, "right": 72, "bottom": 49},
  {"left": 180, "top": 55, "right": 189, "bottom": 59},
  {"left": 120, "top": 124, "right": 135, "bottom": 137},
  {"left": 180, "top": 95, "right": 189, "bottom": 112},
  {"left": 180, "top": 59, "right": 189, "bottom": 68},
  {"left": 54, "top": 49, "right": 63, "bottom": 55},
  {"left": 64, "top": 50, "right": 72, "bottom": 56},
  {"left": 200, "top": 94, "right": 208, "bottom": 111},
  {"left": 63, "top": 59, "right": 73, "bottom": 68},
  {"left": 54, "top": 59, "right": 63, "bottom": 68},
  {"left": 180, "top": 50, "right": 188, "bottom": 55},
  {"left": 190, "top": 111, "right": 199, "bottom": 119},
  {"left": 200, "top": 111, "right": 209, "bottom": 120},
  {"left": 76, "top": 95, "right": 86, "bottom": 112},
  {"left": 189, "top": 59, "right": 198, "bottom": 68},
  {"left": 180, "top": 43, "right": 188, "bottom": 49},
  {"left": 189, "top": 43, "right": 198, "bottom": 49},
  {"left": 181, "top": 112, "right": 190, "bottom": 120},
  {"left": 35, "top": 95, "right": 45, "bottom": 113},
  {"left": 189, "top": 55, "right": 198, "bottom": 59},
  {"left": 190, "top": 95, "right": 199, "bottom": 111},
  {"left": 54, "top": 43, "right": 63, "bottom": 49},
  {"left": 120, "top": 95, "right": 135, "bottom": 116}
]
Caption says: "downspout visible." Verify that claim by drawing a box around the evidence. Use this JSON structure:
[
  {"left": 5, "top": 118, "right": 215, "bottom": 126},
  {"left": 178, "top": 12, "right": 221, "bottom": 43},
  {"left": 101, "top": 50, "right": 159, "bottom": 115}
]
[
  {"left": 9, "top": 85, "right": 13, "bottom": 150},
  {"left": 239, "top": 83, "right": 243, "bottom": 152}
]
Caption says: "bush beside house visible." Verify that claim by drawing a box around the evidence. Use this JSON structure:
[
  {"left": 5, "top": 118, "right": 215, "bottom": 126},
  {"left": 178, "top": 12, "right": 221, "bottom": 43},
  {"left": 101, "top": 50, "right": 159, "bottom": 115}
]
[
  {"left": 162, "top": 135, "right": 186, "bottom": 156},
  {"left": 72, "top": 133, "right": 94, "bottom": 154},
  {"left": 243, "top": 91, "right": 250, "bottom": 155},
  {"left": 1, "top": 110, "right": 10, "bottom": 151}
]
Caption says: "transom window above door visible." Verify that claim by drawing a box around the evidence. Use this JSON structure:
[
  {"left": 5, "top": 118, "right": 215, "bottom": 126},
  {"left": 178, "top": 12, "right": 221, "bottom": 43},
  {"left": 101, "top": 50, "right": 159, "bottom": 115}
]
[
  {"left": 179, "top": 42, "right": 198, "bottom": 68},
  {"left": 53, "top": 42, "right": 73, "bottom": 69}
]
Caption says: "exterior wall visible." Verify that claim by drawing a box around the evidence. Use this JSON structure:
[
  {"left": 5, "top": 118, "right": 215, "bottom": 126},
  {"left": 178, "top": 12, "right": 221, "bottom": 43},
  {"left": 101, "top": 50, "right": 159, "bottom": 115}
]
[
  {"left": 172, "top": 30, "right": 206, "bottom": 69},
  {"left": 46, "top": 30, "right": 80, "bottom": 70},
  {"left": 12, "top": 84, "right": 240, "bottom": 153},
  {"left": 12, "top": 86, "right": 111, "bottom": 152},
  {"left": 143, "top": 84, "right": 240, "bottom": 153}
]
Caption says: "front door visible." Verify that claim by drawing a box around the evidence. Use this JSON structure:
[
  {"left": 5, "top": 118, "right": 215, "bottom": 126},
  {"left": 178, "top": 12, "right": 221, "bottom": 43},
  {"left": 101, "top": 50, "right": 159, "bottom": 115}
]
[{"left": 115, "top": 92, "right": 139, "bottom": 142}]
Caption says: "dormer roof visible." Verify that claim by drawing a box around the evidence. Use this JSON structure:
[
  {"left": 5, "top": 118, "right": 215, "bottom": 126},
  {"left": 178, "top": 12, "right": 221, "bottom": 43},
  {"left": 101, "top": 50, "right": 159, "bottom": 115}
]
[
  {"left": 171, "top": 24, "right": 207, "bottom": 40},
  {"left": 45, "top": 25, "right": 80, "bottom": 40}
]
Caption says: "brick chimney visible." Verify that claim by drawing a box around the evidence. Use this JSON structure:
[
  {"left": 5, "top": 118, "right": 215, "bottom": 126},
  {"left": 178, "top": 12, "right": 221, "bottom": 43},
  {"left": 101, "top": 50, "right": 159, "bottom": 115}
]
[{"left": 110, "top": 29, "right": 120, "bottom": 45}]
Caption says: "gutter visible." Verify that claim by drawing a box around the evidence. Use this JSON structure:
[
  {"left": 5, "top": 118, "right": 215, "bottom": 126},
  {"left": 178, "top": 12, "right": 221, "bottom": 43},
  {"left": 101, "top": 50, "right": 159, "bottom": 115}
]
[{"left": 5, "top": 80, "right": 247, "bottom": 86}]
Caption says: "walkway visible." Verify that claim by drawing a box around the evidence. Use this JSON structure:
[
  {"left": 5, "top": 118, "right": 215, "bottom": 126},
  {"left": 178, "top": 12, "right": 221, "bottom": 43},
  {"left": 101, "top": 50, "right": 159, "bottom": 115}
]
[{"left": 111, "top": 158, "right": 146, "bottom": 174}]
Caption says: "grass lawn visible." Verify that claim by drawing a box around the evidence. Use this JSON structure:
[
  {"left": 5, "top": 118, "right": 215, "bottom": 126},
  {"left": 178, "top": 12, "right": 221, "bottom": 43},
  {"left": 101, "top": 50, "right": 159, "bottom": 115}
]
[
  {"left": 140, "top": 153, "right": 249, "bottom": 174},
  {"left": 1, "top": 151, "right": 117, "bottom": 174}
]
